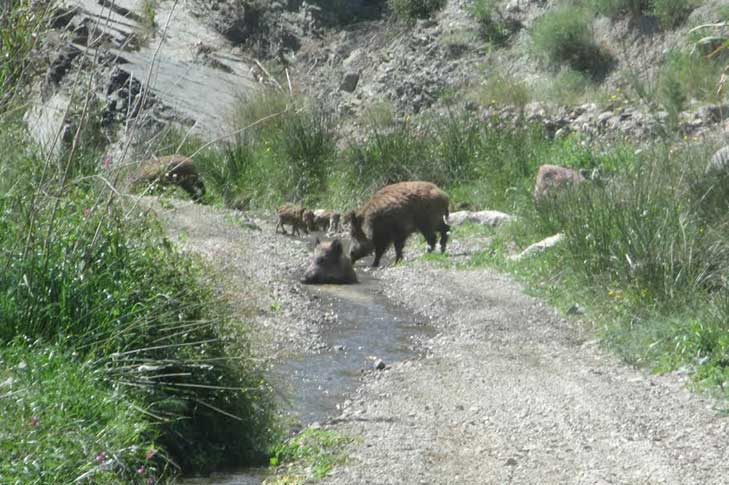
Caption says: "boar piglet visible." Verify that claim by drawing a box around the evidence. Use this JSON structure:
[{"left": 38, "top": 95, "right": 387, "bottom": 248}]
[
  {"left": 276, "top": 204, "right": 309, "bottom": 236},
  {"left": 302, "top": 238, "right": 358, "bottom": 284}
]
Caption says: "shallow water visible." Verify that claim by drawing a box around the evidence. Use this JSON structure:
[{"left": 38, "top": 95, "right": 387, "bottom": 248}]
[{"left": 178, "top": 273, "right": 432, "bottom": 484}]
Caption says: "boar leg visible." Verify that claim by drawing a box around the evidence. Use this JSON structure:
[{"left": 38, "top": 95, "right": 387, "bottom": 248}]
[
  {"left": 438, "top": 222, "right": 450, "bottom": 253},
  {"left": 424, "top": 231, "right": 437, "bottom": 253},
  {"left": 276, "top": 219, "right": 286, "bottom": 234},
  {"left": 292, "top": 223, "right": 299, "bottom": 236},
  {"left": 393, "top": 237, "right": 406, "bottom": 264}
]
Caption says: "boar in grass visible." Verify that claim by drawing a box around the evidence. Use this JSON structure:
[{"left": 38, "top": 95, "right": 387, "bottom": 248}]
[
  {"left": 302, "top": 238, "right": 358, "bottom": 284},
  {"left": 276, "top": 204, "right": 309, "bottom": 236},
  {"left": 533, "top": 164, "right": 586, "bottom": 205},
  {"left": 347, "top": 181, "right": 450, "bottom": 267},
  {"left": 132, "top": 154, "right": 205, "bottom": 202}
]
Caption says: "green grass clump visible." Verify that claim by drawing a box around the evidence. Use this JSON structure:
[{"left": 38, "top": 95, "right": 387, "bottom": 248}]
[
  {"left": 387, "top": 0, "right": 446, "bottom": 21},
  {"left": 268, "top": 427, "right": 351, "bottom": 483},
  {"left": 653, "top": 0, "right": 695, "bottom": 29},
  {"left": 587, "top": 0, "right": 696, "bottom": 28},
  {"left": 531, "top": 7, "right": 613, "bottom": 79},
  {"left": 469, "top": 0, "right": 511, "bottom": 45},
  {"left": 586, "top": 0, "right": 650, "bottom": 18},
  {"left": 0, "top": 122, "right": 274, "bottom": 482},
  {"left": 468, "top": 69, "right": 531, "bottom": 109}
]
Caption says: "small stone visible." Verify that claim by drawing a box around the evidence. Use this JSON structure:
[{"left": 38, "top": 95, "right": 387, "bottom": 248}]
[
  {"left": 374, "top": 359, "right": 386, "bottom": 370},
  {"left": 505, "top": 457, "right": 518, "bottom": 466},
  {"left": 567, "top": 304, "right": 585, "bottom": 316},
  {"left": 340, "top": 71, "right": 360, "bottom": 92}
]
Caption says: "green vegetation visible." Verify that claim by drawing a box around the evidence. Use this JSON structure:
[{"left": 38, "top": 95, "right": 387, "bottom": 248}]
[
  {"left": 387, "top": 0, "right": 446, "bottom": 22},
  {"left": 530, "top": 6, "right": 614, "bottom": 79},
  {"left": 469, "top": 0, "right": 511, "bottom": 45},
  {"left": 587, "top": 0, "right": 697, "bottom": 29},
  {"left": 141, "top": 0, "right": 157, "bottom": 32},
  {"left": 468, "top": 69, "right": 531, "bottom": 109},
  {"left": 268, "top": 427, "right": 351, "bottom": 483}
]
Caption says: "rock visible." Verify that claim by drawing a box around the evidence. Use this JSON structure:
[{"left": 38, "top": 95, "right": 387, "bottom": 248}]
[
  {"left": 448, "top": 210, "right": 515, "bottom": 227},
  {"left": 567, "top": 304, "right": 585, "bottom": 316},
  {"left": 374, "top": 359, "right": 386, "bottom": 370},
  {"left": 340, "top": 71, "right": 360, "bottom": 92},
  {"left": 505, "top": 457, "right": 518, "bottom": 466},
  {"left": 509, "top": 233, "right": 564, "bottom": 261},
  {"left": 706, "top": 145, "right": 729, "bottom": 175}
]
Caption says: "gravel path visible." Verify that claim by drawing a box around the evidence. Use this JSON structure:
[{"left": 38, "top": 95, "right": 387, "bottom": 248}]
[{"left": 156, "top": 199, "right": 729, "bottom": 484}]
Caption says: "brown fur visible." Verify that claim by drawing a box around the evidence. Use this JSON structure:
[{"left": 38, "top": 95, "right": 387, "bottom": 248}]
[
  {"left": 302, "top": 238, "right": 358, "bottom": 284},
  {"left": 310, "top": 210, "right": 342, "bottom": 232},
  {"left": 276, "top": 204, "right": 309, "bottom": 236},
  {"left": 348, "top": 181, "right": 450, "bottom": 267},
  {"left": 132, "top": 154, "right": 205, "bottom": 202},
  {"left": 533, "top": 164, "right": 585, "bottom": 204}
]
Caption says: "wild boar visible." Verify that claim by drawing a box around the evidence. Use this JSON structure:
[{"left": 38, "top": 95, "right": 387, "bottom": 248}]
[
  {"left": 276, "top": 204, "right": 309, "bottom": 236},
  {"left": 303, "top": 209, "right": 315, "bottom": 232},
  {"left": 132, "top": 154, "right": 205, "bottom": 202},
  {"left": 348, "top": 181, "right": 450, "bottom": 267},
  {"left": 302, "top": 238, "right": 358, "bottom": 284},
  {"left": 311, "top": 210, "right": 342, "bottom": 232},
  {"left": 533, "top": 164, "right": 586, "bottom": 205}
]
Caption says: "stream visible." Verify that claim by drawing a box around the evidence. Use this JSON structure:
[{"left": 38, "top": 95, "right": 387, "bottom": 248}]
[{"left": 180, "top": 274, "right": 433, "bottom": 484}]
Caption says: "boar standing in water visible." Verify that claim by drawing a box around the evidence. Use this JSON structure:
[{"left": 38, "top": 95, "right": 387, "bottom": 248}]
[
  {"left": 347, "top": 181, "right": 450, "bottom": 267},
  {"left": 132, "top": 154, "right": 205, "bottom": 202},
  {"left": 276, "top": 204, "right": 309, "bottom": 236},
  {"left": 302, "top": 238, "right": 358, "bottom": 284}
]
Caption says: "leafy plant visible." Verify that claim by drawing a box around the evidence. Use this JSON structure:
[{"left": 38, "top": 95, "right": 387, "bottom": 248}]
[{"left": 387, "top": 0, "right": 446, "bottom": 22}]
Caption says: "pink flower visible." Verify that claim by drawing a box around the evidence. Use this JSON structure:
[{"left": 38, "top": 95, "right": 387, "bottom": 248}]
[
  {"left": 83, "top": 208, "right": 91, "bottom": 218},
  {"left": 148, "top": 476, "right": 156, "bottom": 484},
  {"left": 95, "top": 451, "right": 106, "bottom": 463},
  {"left": 102, "top": 157, "right": 112, "bottom": 169},
  {"left": 146, "top": 448, "right": 156, "bottom": 460},
  {"left": 30, "top": 416, "right": 39, "bottom": 428},
  {"left": 137, "top": 466, "right": 145, "bottom": 474}
]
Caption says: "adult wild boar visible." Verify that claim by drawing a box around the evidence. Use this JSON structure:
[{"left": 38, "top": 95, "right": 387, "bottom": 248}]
[
  {"left": 533, "top": 164, "right": 586, "bottom": 205},
  {"left": 276, "top": 204, "right": 309, "bottom": 236},
  {"left": 347, "top": 181, "right": 450, "bottom": 267},
  {"left": 132, "top": 154, "right": 205, "bottom": 202},
  {"left": 302, "top": 238, "right": 358, "bottom": 284}
]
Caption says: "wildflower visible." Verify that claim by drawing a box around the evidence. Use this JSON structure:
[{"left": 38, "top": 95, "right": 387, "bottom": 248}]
[
  {"left": 146, "top": 447, "right": 157, "bottom": 460},
  {"left": 137, "top": 466, "right": 146, "bottom": 474},
  {"left": 30, "top": 416, "right": 39, "bottom": 428},
  {"left": 102, "top": 157, "right": 112, "bottom": 169},
  {"left": 95, "top": 452, "right": 106, "bottom": 463},
  {"left": 148, "top": 476, "right": 157, "bottom": 484}
]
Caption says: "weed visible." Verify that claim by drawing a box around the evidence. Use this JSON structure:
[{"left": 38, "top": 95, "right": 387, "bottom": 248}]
[
  {"left": 469, "top": 0, "right": 512, "bottom": 45},
  {"left": 468, "top": 69, "right": 531, "bottom": 109},
  {"left": 141, "top": 0, "right": 157, "bottom": 32},
  {"left": 653, "top": 0, "right": 696, "bottom": 29},
  {"left": 531, "top": 7, "right": 614, "bottom": 79},
  {"left": 269, "top": 427, "right": 351, "bottom": 483}
]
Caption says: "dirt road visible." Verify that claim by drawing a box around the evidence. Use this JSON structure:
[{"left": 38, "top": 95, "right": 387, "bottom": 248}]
[{"left": 159, "top": 200, "right": 729, "bottom": 485}]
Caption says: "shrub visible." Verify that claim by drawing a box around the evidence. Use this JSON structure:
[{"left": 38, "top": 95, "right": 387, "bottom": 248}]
[
  {"left": 0, "top": 123, "right": 274, "bottom": 481},
  {"left": 531, "top": 7, "right": 613, "bottom": 79},
  {"left": 653, "top": 0, "right": 695, "bottom": 29},
  {"left": 586, "top": 0, "right": 650, "bottom": 18},
  {"left": 469, "top": 69, "right": 531, "bottom": 109},
  {"left": 469, "top": 0, "right": 511, "bottom": 45},
  {"left": 387, "top": 0, "right": 446, "bottom": 21},
  {"left": 657, "top": 49, "right": 725, "bottom": 108}
]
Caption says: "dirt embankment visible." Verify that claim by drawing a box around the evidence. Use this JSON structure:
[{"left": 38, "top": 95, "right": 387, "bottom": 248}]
[{"left": 156, "top": 199, "right": 729, "bottom": 484}]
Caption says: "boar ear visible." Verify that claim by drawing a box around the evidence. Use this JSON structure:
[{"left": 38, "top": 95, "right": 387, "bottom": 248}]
[{"left": 330, "top": 238, "right": 343, "bottom": 256}]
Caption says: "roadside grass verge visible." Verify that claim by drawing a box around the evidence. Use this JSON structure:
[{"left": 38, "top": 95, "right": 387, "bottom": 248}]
[
  {"left": 267, "top": 427, "right": 352, "bottom": 484},
  {"left": 0, "top": 114, "right": 275, "bottom": 483},
  {"left": 438, "top": 138, "right": 729, "bottom": 401}
]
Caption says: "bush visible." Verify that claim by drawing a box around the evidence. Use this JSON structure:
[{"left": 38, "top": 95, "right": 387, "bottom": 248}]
[
  {"left": 0, "top": 124, "right": 274, "bottom": 481},
  {"left": 586, "top": 0, "right": 650, "bottom": 18},
  {"left": 653, "top": 0, "right": 695, "bottom": 28},
  {"left": 388, "top": 0, "right": 446, "bottom": 21},
  {"left": 469, "top": 0, "right": 511, "bottom": 45},
  {"left": 531, "top": 7, "right": 613, "bottom": 79}
]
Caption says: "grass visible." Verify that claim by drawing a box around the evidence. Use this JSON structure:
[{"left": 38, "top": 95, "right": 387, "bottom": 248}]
[
  {"left": 586, "top": 0, "right": 697, "bottom": 28},
  {"left": 267, "top": 427, "right": 351, "bottom": 484},
  {"left": 387, "top": 0, "right": 446, "bottom": 22},
  {"left": 469, "top": 0, "right": 512, "bottom": 45},
  {"left": 531, "top": 6, "right": 614, "bottom": 80}
]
